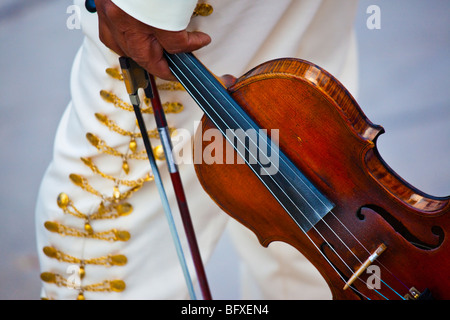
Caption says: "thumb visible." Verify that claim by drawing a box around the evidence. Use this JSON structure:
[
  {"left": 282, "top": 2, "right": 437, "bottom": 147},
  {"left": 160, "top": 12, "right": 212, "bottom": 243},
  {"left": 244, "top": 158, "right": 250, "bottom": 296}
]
[
  {"left": 185, "top": 31, "right": 212, "bottom": 52},
  {"left": 157, "top": 29, "right": 212, "bottom": 54}
]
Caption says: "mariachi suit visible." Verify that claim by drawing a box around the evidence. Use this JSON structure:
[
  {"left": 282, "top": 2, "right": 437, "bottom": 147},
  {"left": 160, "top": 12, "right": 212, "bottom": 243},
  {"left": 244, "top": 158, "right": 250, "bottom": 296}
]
[{"left": 36, "top": 0, "right": 359, "bottom": 299}]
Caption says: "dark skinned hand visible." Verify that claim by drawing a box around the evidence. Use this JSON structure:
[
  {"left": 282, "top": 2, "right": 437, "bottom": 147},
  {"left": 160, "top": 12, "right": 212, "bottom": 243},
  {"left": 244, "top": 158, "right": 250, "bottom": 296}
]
[{"left": 94, "top": 0, "right": 211, "bottom": 80}]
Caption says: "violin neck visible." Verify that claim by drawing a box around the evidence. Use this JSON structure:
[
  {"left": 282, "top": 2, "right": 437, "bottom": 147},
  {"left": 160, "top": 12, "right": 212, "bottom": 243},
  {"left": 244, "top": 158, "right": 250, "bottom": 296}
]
[{"left": 164, "top": 52, "right": 334, "bottom": 233}]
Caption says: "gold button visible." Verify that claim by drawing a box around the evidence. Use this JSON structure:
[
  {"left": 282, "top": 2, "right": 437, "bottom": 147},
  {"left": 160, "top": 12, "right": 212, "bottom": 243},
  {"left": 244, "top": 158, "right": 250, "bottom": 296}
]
[
  {"left": 116, "top": 203, "right": 133, "bottom": 216},
  {"left": 77, "top": 292, "right": 86, "bottom": 300},
  {"left": 114, "top": 230, "right": 131, "bottom": 242},
  {"left": 100, "top": 90, "right": 115, "bottom": 103},
  {"left": 95, "top": 113, "right": 108, "bottom": 124},
  {"left": 40, "top": 272, "right": 56, "bottom": 283},
  {"left": 113, "top": 186, "right": 121, "bottom": 200},
  {"left": 122, "top": 160, "right": 130, "bottom": 175},
  {"left": 44, "top": 221, "right": 59, "bottom": 233},
  {"left": 194, "top": 3, "right": 214, "bottom": 17},
  {"left": 80, "top": 157, "right": 93, "bottom": 167},
  {"left": 84, "top": 222, "right": 94, "bottom": 235},
  {"left": 153, "top": 145, "right": 165, "bottom": 161},
  {"left": 57, "top": 193, "right": 70, "bottom": 209},
  {"left": 43, "top": 246, "right": 58, "bottom": 258},
  {"left": 165, "top": 102, "right": 184, "bottom": 113},
  {"left": 79, "top": 265, "right": 86, "bottom": 279},
  {"left": 110, "top": 255, "right": 128, "bottom": 266},
  {"left": 129, "top": 139, "right": 137, "bottom": 153},
  {"left": 110, "top": 280, "right": 126, "bottom": 292},
  {"left": 86, "top": 133, "right": 100, "bottom": 147},
  {"left": 105, "top": 68, "right": 123, "bottom": 81},
  {"left": 69, "top": 174, "right": 83, "bottom": 186}
]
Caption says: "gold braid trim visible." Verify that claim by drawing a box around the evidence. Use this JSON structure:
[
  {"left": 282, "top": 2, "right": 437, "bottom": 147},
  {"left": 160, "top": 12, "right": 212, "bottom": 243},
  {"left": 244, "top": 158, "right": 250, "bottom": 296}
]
[
  {"left": 95, "top": 112, "right": 177, "bottom": 139},
  {"left": 104, "top": 67, "right": 185, "bottom": 92},
  {"left": 42, "top": 246, "right": 127, "bottom": 286},
  {"left": 155, "top": 81, "right": 185, "bottom": 91},
  {"left": 100, "top": 89, "right": 152, "bottom": 113},
  {"left": 100, "top": 90, "right": 184, "bottom": 114},
  {"left": 80, "top": 157, "right": 152, "bottom": 187},
  {"left": 86, "top": 132, "right": 148, "bottom": 160},
  {"left": 44, "top": 221, "right": 131, "bottom": 242},
  {"left": 69, "top": 173, "right": 145, "bottom": 202},
  {"left": 57, "top": 192, "right": 133, "bottom": 221},
  {"left": 43, "top": 246, "right": 127, "bottom": 267},
  {"left": 40, "top": 272, "right": 126, "bottom": 300}
]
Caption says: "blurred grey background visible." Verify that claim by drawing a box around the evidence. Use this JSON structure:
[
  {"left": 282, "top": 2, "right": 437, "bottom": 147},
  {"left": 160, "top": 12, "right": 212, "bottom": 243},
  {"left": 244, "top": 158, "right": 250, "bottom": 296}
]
[{"left": 0, "top": 0, "right": 448, "bottom": 300}]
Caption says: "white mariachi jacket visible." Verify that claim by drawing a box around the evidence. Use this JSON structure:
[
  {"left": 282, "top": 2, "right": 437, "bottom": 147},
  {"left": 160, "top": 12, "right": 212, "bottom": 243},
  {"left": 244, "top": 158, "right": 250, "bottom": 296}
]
[
  {"left": 36, "top": 0, "right": 359, "bottom": 300},
  {"left": 111, "top": 0, "right": 199, "bottom": 31}
]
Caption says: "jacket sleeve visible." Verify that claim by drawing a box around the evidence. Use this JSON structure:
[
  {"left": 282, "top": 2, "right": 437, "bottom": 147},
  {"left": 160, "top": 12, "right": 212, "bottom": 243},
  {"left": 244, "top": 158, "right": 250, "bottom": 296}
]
[{"left": 111, "top": 0, "right": 198, "bottom": 31}]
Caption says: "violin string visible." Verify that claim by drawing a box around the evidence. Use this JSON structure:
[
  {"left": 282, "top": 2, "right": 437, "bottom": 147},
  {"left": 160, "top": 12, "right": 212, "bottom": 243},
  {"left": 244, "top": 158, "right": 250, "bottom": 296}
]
[
  {"left": 167, "top": 53, "right": 403, "bottom": 299},
  {"left": 325, "top": 212, "right": 409, "bottom": 296},
  {"left": 168, "top": 53, "right": 395, "bottom": 300},
  {"left": 164, "top": 85, "right": 374, "bottom": 300}
]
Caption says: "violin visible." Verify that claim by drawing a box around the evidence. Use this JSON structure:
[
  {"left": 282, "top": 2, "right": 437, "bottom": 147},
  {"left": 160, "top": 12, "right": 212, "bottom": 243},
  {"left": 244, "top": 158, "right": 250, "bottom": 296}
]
[{"left": 163, "top": 52, "right": 450, "bottom": 300}]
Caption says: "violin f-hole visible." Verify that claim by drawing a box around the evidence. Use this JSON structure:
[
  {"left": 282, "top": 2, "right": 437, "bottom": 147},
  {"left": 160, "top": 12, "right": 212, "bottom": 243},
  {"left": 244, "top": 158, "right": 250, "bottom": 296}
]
[{"left": 356, "top": 205, "right": 444, "bottom": 250}]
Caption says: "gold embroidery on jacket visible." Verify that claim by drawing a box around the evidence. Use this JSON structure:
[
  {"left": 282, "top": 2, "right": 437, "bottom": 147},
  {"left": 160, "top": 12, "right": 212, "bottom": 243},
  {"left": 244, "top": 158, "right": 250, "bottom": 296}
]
[
  {"left": 43, "top": 246, "right": 127, "bottom": 267},
  {"left": 41, "top": 61, "right": 188, "bottom": 298},
  {"left": 100, "top": 90, "right": 185, "bottom": 114},
  {"left": 44, "top": 221, "right": 131, "bottom": 242},
  {"left": 193, "top": 2, "right": 214, "bottom": 17},
  {"left": 57, "top": 192, "right": 133, "bottom": 220},
  {"left": 69, "top": 173, "right": 146, "bottom": 202},
  {"left": 104, "top": 68, "right": 185, "bottom": 92},
  {"left": 40, "top": 272, "right": 126, "bottom": 300}
]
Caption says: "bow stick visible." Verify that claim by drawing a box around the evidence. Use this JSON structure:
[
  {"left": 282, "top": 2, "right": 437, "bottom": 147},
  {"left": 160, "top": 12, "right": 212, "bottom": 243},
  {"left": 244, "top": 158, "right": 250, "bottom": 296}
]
[{"left": 119, "top": 57, "right": 212, "bottom": 300}]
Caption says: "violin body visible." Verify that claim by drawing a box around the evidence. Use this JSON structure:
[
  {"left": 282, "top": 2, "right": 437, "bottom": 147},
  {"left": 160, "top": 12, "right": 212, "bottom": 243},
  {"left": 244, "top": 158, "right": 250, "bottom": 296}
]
[{"left": 193, "top": 58, "right": 450, "bottom": 300}]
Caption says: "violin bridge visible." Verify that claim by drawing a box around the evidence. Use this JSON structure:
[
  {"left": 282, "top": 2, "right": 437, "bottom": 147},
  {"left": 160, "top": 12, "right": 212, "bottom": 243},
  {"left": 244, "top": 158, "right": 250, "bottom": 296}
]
[{"left": 343, "top": 243, "right": 387, "bottom": 290}]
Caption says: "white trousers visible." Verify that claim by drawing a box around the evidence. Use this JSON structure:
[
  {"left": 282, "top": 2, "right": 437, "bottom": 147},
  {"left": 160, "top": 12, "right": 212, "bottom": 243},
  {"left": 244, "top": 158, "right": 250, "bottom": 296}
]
[{"left": 36, "top": 0, "right": 359, "bottom": 299}]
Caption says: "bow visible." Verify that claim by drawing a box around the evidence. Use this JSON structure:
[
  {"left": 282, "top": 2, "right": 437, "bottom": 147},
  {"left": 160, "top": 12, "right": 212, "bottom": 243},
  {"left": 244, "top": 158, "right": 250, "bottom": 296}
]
[{"left": 119, "top": 57, "right": 212, "bottom": 300}]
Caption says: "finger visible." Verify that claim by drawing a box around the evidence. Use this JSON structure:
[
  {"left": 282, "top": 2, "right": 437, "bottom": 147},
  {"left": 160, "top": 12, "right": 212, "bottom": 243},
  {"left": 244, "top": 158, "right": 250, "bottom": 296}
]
[
  {"left": 219, "top": 74, "right": 237, "bottom": 88},
  {"left": 98, "top": 28, "right": 126, "bottom": 56},
  {"left": 157, "top": 30, "right": 211, "bottom": 54},
  {"left": 144, "top": 38, "right": 175, "bottom": 81},
  {"left": 96, "top": 10, "right": 126, "bottom": 56},
  {"left": 126, "top": 35, "right": 175, "bottom": 81}
]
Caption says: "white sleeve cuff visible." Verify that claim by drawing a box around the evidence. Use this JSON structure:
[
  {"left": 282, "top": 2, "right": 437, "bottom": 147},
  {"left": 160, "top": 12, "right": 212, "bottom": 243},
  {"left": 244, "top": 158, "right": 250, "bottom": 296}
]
[{"left": 111, "top": 0, "right": 198, "bottom": 31}]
